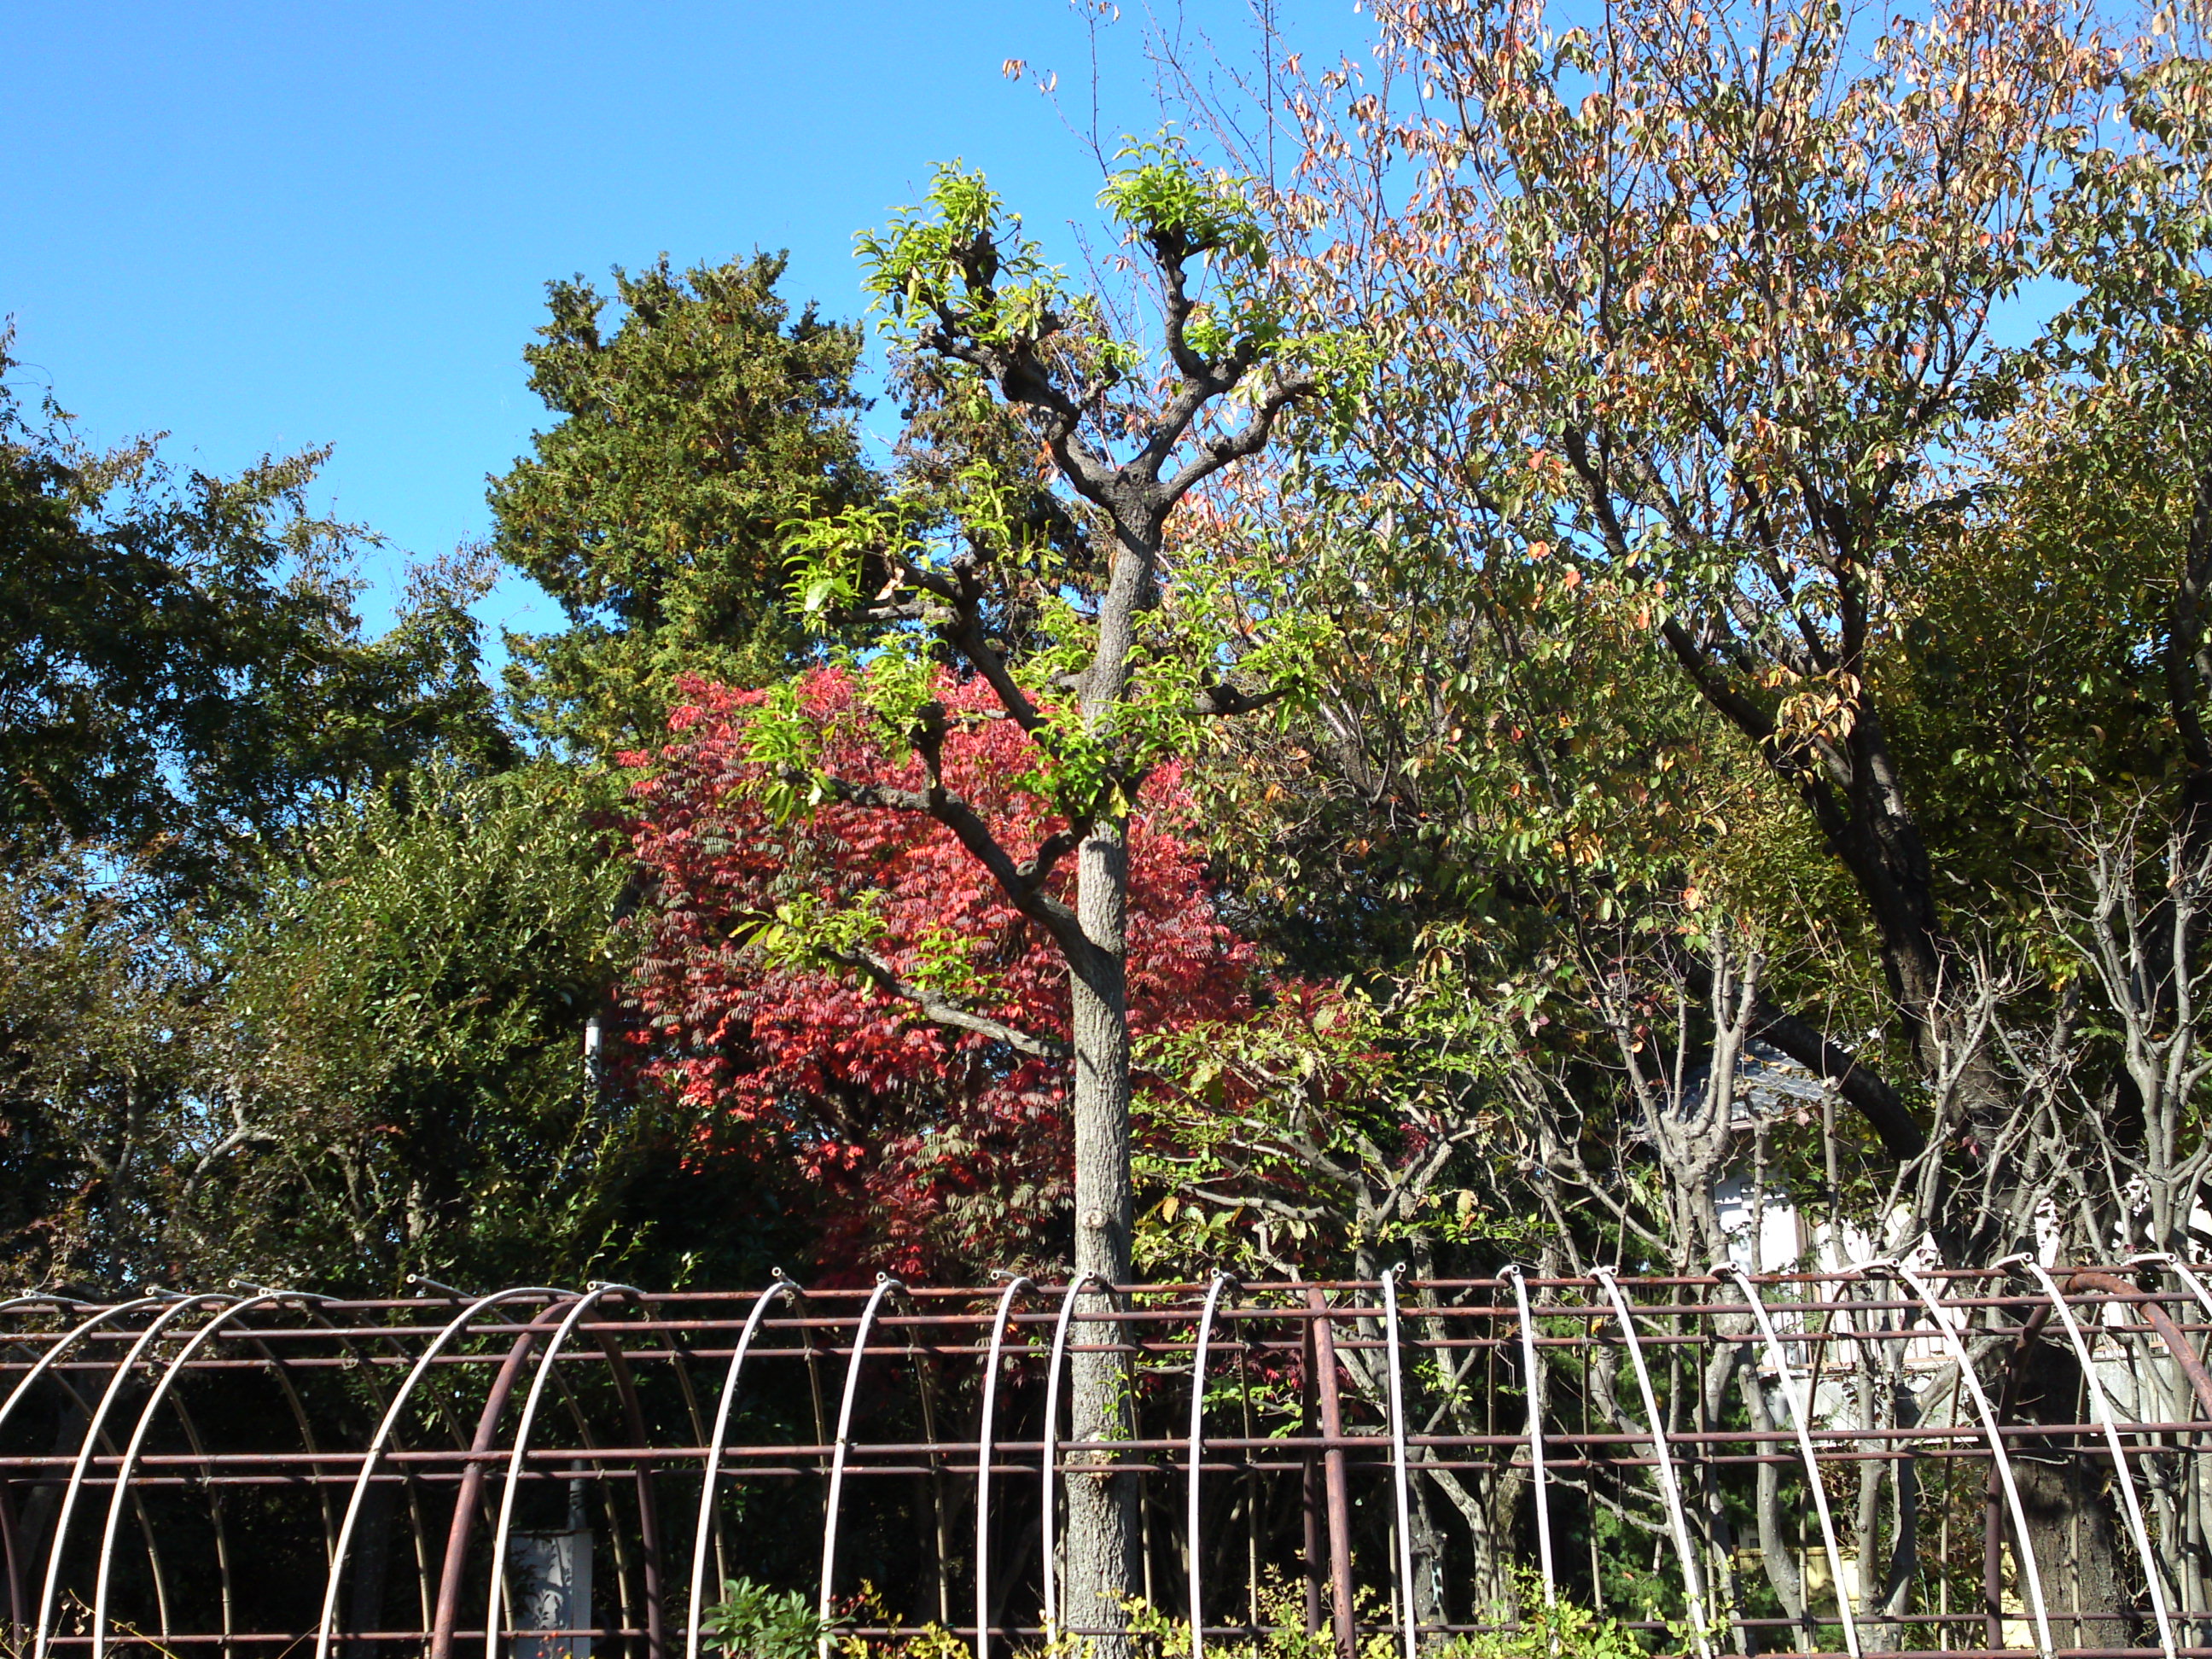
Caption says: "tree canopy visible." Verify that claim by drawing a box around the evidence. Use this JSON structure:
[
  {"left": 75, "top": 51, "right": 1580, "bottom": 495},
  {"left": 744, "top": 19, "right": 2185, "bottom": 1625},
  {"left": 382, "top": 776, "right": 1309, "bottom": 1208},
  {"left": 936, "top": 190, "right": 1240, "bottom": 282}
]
[
  {"left": 489, "top": 253, "right": 877, "bottom": 755},
  {"left": 0, "top": 335, "right": 509, "bottom": 892}
]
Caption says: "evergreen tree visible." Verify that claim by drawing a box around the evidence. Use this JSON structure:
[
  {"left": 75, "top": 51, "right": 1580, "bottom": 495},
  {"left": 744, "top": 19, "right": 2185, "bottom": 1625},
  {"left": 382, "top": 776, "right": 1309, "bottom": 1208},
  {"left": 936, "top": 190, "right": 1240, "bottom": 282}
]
[{"left": 489, "top": 253, "right": 877, "bottom": 754}]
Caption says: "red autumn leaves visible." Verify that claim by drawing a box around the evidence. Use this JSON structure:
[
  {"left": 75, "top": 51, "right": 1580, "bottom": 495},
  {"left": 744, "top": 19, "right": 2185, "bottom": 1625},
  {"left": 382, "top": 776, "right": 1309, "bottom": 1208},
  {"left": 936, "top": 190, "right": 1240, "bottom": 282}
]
[{"left": 622, "top": 668, "right": 1254, "bottom": 1279}]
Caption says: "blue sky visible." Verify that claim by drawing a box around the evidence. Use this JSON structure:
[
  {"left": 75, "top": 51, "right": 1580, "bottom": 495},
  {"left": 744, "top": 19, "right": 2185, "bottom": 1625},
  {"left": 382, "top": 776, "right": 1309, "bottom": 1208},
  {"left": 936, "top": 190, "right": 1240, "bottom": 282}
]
[{"left": 2, "top": 1, "right": 1359, "bottom": 648}]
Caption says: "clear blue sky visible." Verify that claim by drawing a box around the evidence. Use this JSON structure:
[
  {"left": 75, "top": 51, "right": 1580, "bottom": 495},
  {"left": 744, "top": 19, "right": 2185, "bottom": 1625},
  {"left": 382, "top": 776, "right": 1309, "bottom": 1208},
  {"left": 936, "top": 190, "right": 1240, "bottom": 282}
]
[{"left": 2, "top": 1, "right": 1360, "bottom": 645}]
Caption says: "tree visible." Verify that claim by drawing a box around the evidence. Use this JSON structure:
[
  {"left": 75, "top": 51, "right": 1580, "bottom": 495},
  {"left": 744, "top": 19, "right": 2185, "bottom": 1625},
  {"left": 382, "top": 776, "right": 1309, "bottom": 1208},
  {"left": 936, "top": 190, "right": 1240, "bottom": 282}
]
[
  {"left": 623, "top": 667, "right": 1256, "bottom": 1280},
  {"left": 1242, "top": 0, "right": 2116, "bottom": 1194},
  {"left": 738, "top": 147, "right": 1322, "bottom": 1642},
  {"left": 489, "top": 254, "right": 877, "bottom": 755},
  {"left": 0, "top": 335, "right": 509, "bottom": 893},
  {"left": 0, "top": 842, "right": 210, "bottom": 1289},
  {"left": 189, "top": 765, "right": 690, "bottom": 1293}
]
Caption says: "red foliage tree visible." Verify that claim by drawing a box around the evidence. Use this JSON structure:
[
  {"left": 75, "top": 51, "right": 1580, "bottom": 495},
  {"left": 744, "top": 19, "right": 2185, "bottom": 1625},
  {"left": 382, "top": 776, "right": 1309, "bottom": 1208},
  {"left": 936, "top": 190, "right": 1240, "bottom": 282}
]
[{"left": 622, "top": 667, "right": 1255, "bottom": 1279}]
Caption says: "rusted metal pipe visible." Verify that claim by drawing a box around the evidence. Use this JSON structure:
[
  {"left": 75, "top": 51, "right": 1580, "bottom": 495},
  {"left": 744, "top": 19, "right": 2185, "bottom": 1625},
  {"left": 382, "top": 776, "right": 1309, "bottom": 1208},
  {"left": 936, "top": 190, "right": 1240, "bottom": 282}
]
[{"left": 1305, "top": 1285, "right": 1357, "bottom": 1659}]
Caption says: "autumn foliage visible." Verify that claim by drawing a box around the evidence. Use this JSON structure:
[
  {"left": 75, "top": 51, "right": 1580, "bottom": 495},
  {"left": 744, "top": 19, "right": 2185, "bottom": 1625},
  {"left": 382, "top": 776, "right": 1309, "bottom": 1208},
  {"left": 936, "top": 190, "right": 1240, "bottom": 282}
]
[{"left": 622, "top": 667, "right": 1255, "bottom": 1278}]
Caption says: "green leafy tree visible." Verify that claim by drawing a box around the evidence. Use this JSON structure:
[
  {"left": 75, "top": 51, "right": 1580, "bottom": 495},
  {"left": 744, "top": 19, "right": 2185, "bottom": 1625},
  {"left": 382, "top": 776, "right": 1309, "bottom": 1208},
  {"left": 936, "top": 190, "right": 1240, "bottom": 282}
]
[
  {"left": 189, "top": 765, "right": 770, "bottom": 1292},
  {"left": 0, "top": 842, "right": 210, "bottom": 1289},
  {"left": 1229, "top": 0, "right": 2121, "bottom": 1210},
  {"left": 0, "top": 335, "right": 510, "bottom": 893},
  {"left": 489, "top": 253, "right": 877, "bottom": 754}
]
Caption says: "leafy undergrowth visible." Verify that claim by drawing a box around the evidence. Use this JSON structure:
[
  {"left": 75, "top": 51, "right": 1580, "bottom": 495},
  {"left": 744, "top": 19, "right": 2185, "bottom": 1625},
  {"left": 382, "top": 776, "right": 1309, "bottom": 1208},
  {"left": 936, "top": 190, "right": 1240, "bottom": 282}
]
[{"left": 700, "top": 1575, "right": 1678, "bottom": 1659}]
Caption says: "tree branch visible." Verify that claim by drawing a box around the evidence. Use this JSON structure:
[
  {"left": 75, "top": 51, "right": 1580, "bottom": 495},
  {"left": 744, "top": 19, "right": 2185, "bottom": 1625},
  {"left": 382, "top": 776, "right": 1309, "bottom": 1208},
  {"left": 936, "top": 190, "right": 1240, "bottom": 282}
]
[
  {"left": 1161, "top": 366, "right": 1319, "bottom": 503},
  {"left": 834, "top": 947, "right": 1070, "bottom": 1061},
  {"left": 1191, "top": 681, "right": 1290, "bottom": 718},
  {"left": 1739, "top": 991, "right": 1924, "bottom": 1160},
  {"left": 808, "top": 769, "right": 1091, "bottom": 962}
]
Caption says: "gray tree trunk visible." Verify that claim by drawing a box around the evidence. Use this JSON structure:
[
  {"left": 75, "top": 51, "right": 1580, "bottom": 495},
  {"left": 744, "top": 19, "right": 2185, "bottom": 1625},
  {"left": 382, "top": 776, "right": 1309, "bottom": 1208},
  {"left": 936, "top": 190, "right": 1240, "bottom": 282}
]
[{"left": 1062, "top": 820, "right": 1138, "bottom": 1651}]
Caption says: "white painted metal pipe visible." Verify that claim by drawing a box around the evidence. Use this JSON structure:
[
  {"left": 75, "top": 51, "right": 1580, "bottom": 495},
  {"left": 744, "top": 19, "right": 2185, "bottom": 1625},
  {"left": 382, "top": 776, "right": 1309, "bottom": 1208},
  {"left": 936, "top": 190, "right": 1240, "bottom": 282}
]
[
  {"left": 1717, "top": 1265, "right": 1859, "bottom": 1659},
  {"left": 1189, "top": 1272, "right": 1236, "bottom": 1659},
  {"left": 973, "top": 1276, "right": 1033, "bottom": 1659},
  {"left": 1886, "top": 1260, "right": 2055, "bottom": 1659},
  {"left": 1039, "top": 1272, "right": 1105, "bottom": 1647},
  {"left": 1381, "top": 1267, "right": 1418, "bottom": 1659},
  {"left": 1504, "top": 1266, "right": 1556, "bottom": 1608},
  {"left": 817, "top": 1275, "right": 903, "bottom": 1659},
  {"left": 686, "top": 1276, "right": 800, "bottom": 1659},
  {"left": 91, "top": 1293, "right": 300, "bottom": 1659},
  {"left": 2015, "top": 1259, "right": 2176, "bottom": 1659},
  {"left": 1592, "top": 1268, "right": 1713, "bottom": 1659},
  {"left": 37, "top": 1294, "right": 231, "bottom": 1659}
]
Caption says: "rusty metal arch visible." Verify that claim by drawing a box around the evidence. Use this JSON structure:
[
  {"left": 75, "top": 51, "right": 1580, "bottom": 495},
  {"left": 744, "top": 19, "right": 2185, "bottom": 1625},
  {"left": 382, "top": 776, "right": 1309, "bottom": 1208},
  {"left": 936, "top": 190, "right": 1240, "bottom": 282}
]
[{"left": 483, "top": 1285, "right": 639, "bottom": 1659}]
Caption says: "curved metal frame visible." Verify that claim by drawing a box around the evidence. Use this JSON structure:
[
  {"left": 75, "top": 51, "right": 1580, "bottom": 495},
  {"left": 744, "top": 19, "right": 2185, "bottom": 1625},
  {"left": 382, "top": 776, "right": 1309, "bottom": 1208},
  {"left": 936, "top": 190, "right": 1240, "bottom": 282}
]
[
  {"left": 816, "top": 1275, "right": 903, "bottom": 1659},
  {"left": 1503, "top": 1266, "right": 1556, "bottom": 1610},
  {"left": 0, "top": 1296, "right": 168, "bottom": 1441},
  {"left": 1717, "top": 1265, "right": 1860, "bottom": 1659},
  {"left": 972, "top": 1275, "right": 1034, "bottom": 1659},
  {"left": 1038, "top": 1271, "right": 1106, "bottom": 1646},
  {"left": 1187, "top": 1272, "right": 1236, "bottom": 1659},
  {"left": 299, "top": 1296, "right": 447, "bottom": 1643},
  {"left": 1885, "top": 1260, "right": 2055, "bottom": 1659},
  {"left": 685, "top": 1276, "right": 800, "bottom": 1659},
  {"left": 0, "top": 1293, "right": 169, "bottom": 1645},
  {"left": 1379, "top": 1267, "right": 1417, "bottom": 1659},
  {"left": 16, "top": 1358, "right": 173, "bottom": 1648},
  {"left": 34, "top": 1293, "right": 232, "bottom": 1659},
  {"left": 90, "top": 1292, "right": 306, "bottom": 1659},
  {"left": 1592, "top": 1267, "right": 1713, "bottom": 1659},
  {"left": 9, "top": 1266, "right": 2211, "bottom": 1659},
  {"left": 314, "top": 1286, "right": 572, "bottom": 1659},
  {"left": 485, "top": 1284, "right": 642, "bottom": 1659},
  {"left": 2015, "top": 1258, "right": 2177, "bottom": 1659}
]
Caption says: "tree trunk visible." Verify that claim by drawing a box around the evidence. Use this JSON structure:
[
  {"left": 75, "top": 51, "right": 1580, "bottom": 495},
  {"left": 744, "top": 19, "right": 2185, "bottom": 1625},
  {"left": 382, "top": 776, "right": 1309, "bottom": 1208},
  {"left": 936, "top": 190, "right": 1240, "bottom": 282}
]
[
  {"left": 1063, "top": 819, "right": 1138, "bottom": 1652},
  {"left": 2008, "top": 1340, "right": 2126, "bottom": 1652}
]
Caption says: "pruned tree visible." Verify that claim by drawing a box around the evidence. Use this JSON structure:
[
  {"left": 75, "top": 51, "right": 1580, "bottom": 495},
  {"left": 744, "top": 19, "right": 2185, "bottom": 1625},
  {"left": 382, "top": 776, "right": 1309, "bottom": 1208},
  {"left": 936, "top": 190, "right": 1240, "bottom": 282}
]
[{"left": 748, "top": 145, "right": 1324, "bottom": 1643}]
